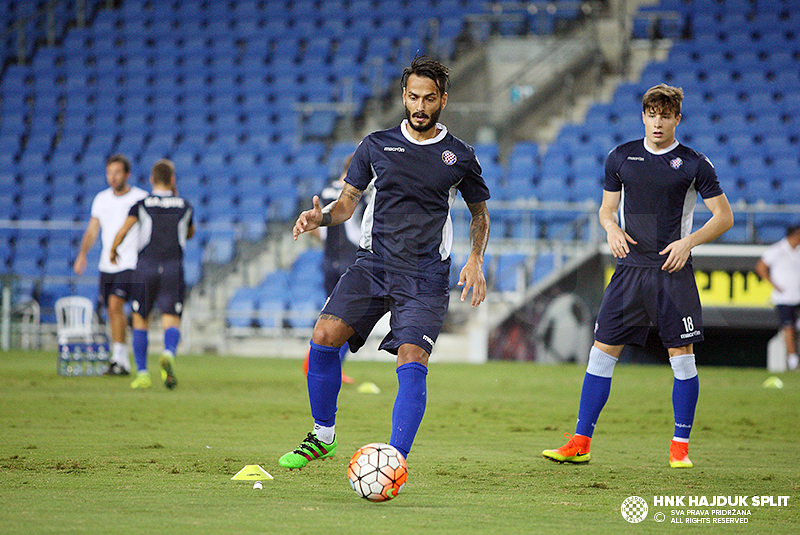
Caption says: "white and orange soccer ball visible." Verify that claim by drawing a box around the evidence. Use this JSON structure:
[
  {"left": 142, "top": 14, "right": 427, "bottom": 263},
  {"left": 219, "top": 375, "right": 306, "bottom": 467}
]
[{"left": 347, "top": 443, "right": 407, "bottom": 502}]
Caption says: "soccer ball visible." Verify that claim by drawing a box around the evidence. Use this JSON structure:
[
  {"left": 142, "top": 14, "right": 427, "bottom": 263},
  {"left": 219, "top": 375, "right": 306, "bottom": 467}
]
[{"left": 347, "top": 443, "right": 407, "bottom": 502}]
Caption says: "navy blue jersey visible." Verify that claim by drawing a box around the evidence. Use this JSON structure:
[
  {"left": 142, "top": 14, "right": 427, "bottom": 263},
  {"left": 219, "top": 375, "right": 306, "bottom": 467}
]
[
  {"left": 128, "top": 192, "right": 193, "bottom": 263},
  {"left": 345, "top": 121, "right": 490, "bottom": 278},
  {"left": 604, "top": 139, "right": 723, "bottom": 267}
]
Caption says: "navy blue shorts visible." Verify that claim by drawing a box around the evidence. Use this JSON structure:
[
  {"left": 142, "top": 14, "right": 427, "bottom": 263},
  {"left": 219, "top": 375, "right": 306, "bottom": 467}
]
[
  {"left": 99, "top": 270, "right": 135, "bottom": 306},
  {"left": 594, "top": 264, "right": 704, "bottom": 348},
  {"left": 130, "top": 259, "right": 186, "bottom": 318},
  {"left": 776, "top": 304, "right": 800, "bottom": 328},
  {"left": 321, "top": 262, "right": 449, "bottom": 355}
]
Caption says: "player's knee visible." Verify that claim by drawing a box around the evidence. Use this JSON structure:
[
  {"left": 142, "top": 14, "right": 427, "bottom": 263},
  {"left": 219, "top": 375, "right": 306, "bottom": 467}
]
[
  {"left": 311, "top": 322, "right": 349, "bottom": 348},
  {"left": 107, "top": 295, "right": 125, "bottom": 315},
  {"left": 396, "top": 344, "right": 429, "bottom": 367}
]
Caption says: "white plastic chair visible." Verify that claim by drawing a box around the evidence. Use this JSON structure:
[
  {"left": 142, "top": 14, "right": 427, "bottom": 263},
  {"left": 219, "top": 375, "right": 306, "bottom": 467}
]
[{"left": 54, "top": 296, "right": 95, "bottom": 345}]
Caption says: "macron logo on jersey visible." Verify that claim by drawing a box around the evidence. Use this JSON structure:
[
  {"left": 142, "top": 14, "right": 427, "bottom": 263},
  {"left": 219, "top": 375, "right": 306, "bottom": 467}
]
[
  {"left": 627, "top": 156, "right": 644, "bottom": 161},
  {"left": 383, "top": 146, "right": 405, "bottom": 152}
]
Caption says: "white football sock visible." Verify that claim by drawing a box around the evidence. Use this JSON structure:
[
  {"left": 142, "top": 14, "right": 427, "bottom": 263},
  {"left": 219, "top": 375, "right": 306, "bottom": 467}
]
[
  {"left": 113, "top": 343, "right": 130, "bottom": 369},
  {"left": 313, "top": 424, "right": 335, "bottom": 444}
]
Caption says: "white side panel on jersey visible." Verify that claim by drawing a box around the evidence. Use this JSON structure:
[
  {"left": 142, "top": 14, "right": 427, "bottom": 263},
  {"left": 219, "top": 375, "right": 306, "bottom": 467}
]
[
  {"left": 137, "top": 204, "right": 153, "bottom": 252},
  {"left": 680, "top": 179, "right": 698, "bottom": 239},
  {"left": 178, "top": 207, "right": 192, "bottom": 250},
  {"left": 359, "top": 168, "right": 378, "bottom": 251},
  {"left": 619, "top": 186, "right": 626, "bottom": 232},
  {"left": 439, "top": 185, "right": 458, "bottom": 261}
]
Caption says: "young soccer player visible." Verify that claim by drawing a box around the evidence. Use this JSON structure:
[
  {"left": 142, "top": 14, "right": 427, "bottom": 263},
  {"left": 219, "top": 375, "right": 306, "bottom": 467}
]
[
  {"left": 542, "top": 84, "right": 733, "bottom": 468},
  {"left": 110, "top": 159, "right": 194, "bottom": 390},
  {"left": 279, "top": 56, "right": 491, "bottom": 469}
]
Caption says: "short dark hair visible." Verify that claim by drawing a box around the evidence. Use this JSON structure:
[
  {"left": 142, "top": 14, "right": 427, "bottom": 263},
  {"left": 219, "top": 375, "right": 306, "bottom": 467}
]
[
  {"left": 401, "top": 56, "right": 450, "bottom": 97},
  {"left": 151, "top": 159, "right": 175, "bottom": 186},
  {"left": 642, "top": 83, "right": 683, "bottom": 116},
  {"left": 106, "top": 154, "right": 131, "bottom": 174},
  {"left": 787, "top": 225, "right": 800, "bottom": 237}
]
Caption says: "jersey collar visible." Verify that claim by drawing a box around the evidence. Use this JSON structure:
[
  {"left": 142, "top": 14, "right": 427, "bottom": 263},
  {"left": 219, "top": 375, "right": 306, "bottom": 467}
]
[
  {"left": 643, "top": 138, "right": 679, "bottom": 155},
  {"left": 152, "top": 189, "right": 174, "bottom": 196},
  {"left": 401, "top": 119, "right": 448, "bottom": 145}
]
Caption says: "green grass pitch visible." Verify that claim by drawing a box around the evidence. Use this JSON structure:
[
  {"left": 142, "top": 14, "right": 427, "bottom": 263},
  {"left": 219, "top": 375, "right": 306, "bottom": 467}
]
[{"left": 1, "top": 350, "right": 798, "bottom": 534}]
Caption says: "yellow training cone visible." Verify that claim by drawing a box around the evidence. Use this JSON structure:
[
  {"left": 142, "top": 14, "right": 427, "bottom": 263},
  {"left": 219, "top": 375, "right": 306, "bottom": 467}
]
[
  {"left": 357, "top": 381, "right": 381, "bottom": 394},
  {"left": 762, "top": 376, "right": 784, "bottom": 389},
  {"left": 232, "top": 465, "right": 274, "bottom": 480}
]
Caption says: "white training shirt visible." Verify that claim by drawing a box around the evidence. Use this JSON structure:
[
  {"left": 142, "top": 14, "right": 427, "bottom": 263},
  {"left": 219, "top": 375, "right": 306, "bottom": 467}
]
[
  {"left": 90, "top": 186, "right": 148, "bottom": 273},
  {"left": 761, "top": 237, "right": 800, "bottom": 305}
]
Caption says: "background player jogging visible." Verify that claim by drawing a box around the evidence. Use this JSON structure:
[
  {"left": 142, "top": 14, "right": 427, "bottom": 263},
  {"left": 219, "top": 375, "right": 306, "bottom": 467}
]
[
  {"left": 74, "top": 154, "right": 147, "bottom": 375},
  {"left": 542, "top": 84, "right": 733, "bottom": 468},
  {"left": 279, "top": 56, "right": 491, "bottom": 469},
  {"left": 110, "top": 159, "right": 194, "bottom": 390}
]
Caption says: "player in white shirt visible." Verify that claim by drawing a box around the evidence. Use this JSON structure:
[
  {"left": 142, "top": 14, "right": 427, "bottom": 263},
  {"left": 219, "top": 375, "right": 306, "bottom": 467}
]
[
  {"left": 74, "top": 154, "right": 148, "bottom": 375},
  {"left": 756, "top": 226, "right": 800, "bottom": 370}
]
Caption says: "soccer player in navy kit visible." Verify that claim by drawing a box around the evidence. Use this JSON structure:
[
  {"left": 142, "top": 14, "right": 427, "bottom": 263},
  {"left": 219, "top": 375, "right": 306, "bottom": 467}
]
[
  {"left": 279, "top": 57, "right": 491, "bottom": 469},
  {"left": 110, "top": 159, "right": 194, "bottom": 390},
  {"left": 543, "top": 84, "right": 733, "bottom": 468}
]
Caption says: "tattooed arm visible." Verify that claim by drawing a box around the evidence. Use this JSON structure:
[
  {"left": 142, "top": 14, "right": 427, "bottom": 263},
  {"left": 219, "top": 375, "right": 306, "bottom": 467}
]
[
  {"left": 458, "top": 200, "right": 490, "bottom": 307},
  {"left": 293, "top": 183, "right": 364, "bottom": 240}
]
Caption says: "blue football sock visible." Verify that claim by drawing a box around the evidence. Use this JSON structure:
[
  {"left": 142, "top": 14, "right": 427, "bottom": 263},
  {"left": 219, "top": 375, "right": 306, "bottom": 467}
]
[
  {"left": 132, "top": 329, "right": 148, "bottom": 372},
  {"left": 390, "top": 362, "right": 428, "bottom": 459},
  {"left": 575, "top": 373, "right": 612, "bottom": 437},
  {"left": 307, "top": 342, "right": 342, "bottom": 427},
  {"left": 338, "top": 341, "right": 349, "bottom": 364},
  {"left": 672, "top": 376, "right": 699, "bottom": 440},
  {"left": 164, "top": 327, "right": 180, "bottom": 355},
  {"left": 575, "top": 347, "right": 617, "bottom": 438},
  {"left": 670, "top": 354, "right": 698, "bottom": 440}
]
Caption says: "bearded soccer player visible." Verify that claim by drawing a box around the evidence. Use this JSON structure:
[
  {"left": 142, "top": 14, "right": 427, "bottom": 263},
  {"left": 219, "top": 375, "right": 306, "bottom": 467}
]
[
  {"left": 279, "top": 56, "right": 491, "bottom": 469},
  {"left": 74, "top": 154, "right": 148, "bottom": 375},
  {"left": 542, "top": 84, "right": 733, "bottom": 468}
]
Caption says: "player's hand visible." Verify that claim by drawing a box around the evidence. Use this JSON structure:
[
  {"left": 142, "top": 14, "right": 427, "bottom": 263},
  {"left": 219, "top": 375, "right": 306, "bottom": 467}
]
[
  {"left": 73, "top": 254, "right": 86, "bottom": 275},
  {"left": 292, "top": 196, "right": 323, "bottom": 240},
  {"left": 109, "top": 248, "right": 119, "bottom": 265},
  {"left": 659, "top": 237, "right": 692, "bottom": 273},
  {"left": 458, "top": 256, "right": 487, "bottom": 307},
  {"left": 606, "top": 225, "right": 637, "bottom": 258}
]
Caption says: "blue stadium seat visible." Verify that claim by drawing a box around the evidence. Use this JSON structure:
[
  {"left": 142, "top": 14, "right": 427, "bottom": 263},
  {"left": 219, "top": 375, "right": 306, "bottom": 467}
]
[
  {"left": 531, "top": 252, "right": 559, "bottom": 284},
  {"left": 742, "top": 179, "right": 778, "bottom": 204},
  {"left": 227, "top": 288, "right": 260, "bottom": 328},
  {"left": 776, "top": 180, "right": 800, "bottom": 205},
  {"left": 494, "top": 253, "right": 528, "bottom": 293},
  {"left": 257, "top": 298, "right": 286, "bottom": 329}
]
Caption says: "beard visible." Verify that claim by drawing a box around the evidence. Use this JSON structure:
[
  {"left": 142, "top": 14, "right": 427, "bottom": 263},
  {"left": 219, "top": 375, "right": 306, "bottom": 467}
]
[{"left": 404, "top": 104, "right": 442, "bottom": 133}]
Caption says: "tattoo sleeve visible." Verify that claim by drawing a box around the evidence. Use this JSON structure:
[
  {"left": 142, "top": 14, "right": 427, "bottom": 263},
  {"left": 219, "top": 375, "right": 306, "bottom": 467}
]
[
  {"left": 341, "top": 183, "right": 363, "bottom": 204},
  {"left": 467, "top": 201, "right": 490, "bottom": 258},
  {"left": 320, "top": 184, "right": 363, "bottom": 227}
]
